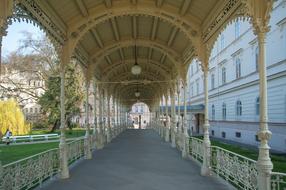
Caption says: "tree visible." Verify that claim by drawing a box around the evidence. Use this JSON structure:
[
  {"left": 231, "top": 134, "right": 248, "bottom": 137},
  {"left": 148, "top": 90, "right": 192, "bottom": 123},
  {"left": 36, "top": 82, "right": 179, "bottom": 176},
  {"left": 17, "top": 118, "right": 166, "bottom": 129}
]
[
  {"left": 0, "top": 99, "right": 31, "bottom": 137},
  {"left": 38, "top": 62, "right": 83, "bottom": 132}
]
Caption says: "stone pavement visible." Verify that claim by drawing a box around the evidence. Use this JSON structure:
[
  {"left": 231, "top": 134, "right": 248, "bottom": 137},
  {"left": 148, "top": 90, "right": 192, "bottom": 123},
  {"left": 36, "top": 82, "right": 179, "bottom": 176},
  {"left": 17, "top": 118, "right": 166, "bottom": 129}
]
[{"left": 40, "top": 129, "right": 231, "bottom": 190}]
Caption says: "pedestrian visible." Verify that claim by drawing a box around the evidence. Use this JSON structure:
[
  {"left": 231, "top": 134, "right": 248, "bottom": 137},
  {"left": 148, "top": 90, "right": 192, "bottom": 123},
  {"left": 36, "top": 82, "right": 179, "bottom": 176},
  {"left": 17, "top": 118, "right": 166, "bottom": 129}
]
[{"left": 5, "top": 129, "right": 12, "bottom": 145}]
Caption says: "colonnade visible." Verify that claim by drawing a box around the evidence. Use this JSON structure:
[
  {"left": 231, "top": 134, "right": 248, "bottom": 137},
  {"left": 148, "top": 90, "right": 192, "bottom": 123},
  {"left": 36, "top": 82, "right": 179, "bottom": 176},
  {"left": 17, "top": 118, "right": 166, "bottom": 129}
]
[
  {"left": 153, "top": 20, "right": 273, "bottom": 188},
  {"left": 0, "top": 1, "right": 275, "bottom": 189}
]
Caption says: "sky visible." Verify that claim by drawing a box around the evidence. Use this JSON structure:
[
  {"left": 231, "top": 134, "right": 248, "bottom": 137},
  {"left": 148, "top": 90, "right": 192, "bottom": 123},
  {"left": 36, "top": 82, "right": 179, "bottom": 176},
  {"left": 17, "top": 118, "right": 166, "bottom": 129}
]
[{"left": 2, "top": 22, "right": 44, "bottom": 57}]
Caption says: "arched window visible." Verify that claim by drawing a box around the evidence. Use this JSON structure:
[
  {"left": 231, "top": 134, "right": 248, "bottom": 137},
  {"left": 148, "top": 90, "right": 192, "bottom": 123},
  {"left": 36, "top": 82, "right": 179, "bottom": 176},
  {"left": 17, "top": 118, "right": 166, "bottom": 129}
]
[
  {"left": 255, "top": 46, "right": 259, "bottom": 71},
  {"left": 235, "top": 21, "right": 240, "bottom": 39},
  {"left": 236, "top": 100, "right": 242, "bottom": 116},
  {"left": 211, "top": 104, "right": 215, "bottom": 120},
  {"left": 222, "top": 67, "right": 226, "bottom": 84},
  {"left": 236, "top": 58, "right": 241, "bottom": 79},
  {"left": 256, "top": 97, "right": 260, "bottom": 115},
  {"left": 211, "top": 74, "right": 215, "bottom": 89},
  {"left": 221, "top": 34, "right": 225, "bottom": 49},
  {"left": 222, "top": 103, "right": 226, "bottom": 120}
]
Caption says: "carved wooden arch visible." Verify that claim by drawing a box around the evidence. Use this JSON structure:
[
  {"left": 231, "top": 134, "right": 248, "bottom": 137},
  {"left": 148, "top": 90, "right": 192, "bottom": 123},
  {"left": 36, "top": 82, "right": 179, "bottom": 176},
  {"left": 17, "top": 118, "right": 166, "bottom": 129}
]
[
  {"left": 102, "top": 61, "right": 172, "bottom": 82},
  {"left": 68, "top": 4, "right": 201, "bottom": 59},
  {"left": 101, "top": 58, "right": 171, "bottom": 76},
  {"left": 202, "top": 0, "right": 274, "bottom": 63},
  {"left": 111, "top": 80, "right": 159, "bottom": 96},
  {"left": 106, "top": 71, "right": 167, "bottom": 86},
  {"left": 90, "top": 37, "right": 181, "bottom": 64},
  {"left": 88, "top": 39, "right": 182, "bottom": 79}
]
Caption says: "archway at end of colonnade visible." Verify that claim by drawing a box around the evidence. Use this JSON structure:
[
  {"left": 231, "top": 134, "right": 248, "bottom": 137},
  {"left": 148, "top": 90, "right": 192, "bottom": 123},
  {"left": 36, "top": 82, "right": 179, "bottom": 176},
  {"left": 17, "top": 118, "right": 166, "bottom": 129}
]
[{"left": 129, "top": 102, "right": 151, "bottom": 129}]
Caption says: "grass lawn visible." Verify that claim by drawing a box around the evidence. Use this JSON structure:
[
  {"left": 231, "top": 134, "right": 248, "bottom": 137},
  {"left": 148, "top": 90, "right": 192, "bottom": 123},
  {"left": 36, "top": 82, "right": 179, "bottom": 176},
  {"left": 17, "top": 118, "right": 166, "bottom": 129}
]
[
  {"left": 30, "top": 128, "right": 88, "bottom": 138},
  {"left": 0, "top": 129, "right": 92, "bottom": 165},
  {"left": 0, "top": 142, "right": 59, "bottom": 165},
  {"left": 193, "top": 136, "right": 286, "bottom": 173}
]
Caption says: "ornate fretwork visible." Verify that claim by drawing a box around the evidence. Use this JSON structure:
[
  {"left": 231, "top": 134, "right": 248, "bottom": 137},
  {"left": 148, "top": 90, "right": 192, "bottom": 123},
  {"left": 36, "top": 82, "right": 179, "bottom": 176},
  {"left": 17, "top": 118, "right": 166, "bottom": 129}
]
[
  {"left": 202, "top": 0, "right": 240, "bottom": 43},
  {"left": 15, "top": 0, "right": 67, "bottom": 46}
]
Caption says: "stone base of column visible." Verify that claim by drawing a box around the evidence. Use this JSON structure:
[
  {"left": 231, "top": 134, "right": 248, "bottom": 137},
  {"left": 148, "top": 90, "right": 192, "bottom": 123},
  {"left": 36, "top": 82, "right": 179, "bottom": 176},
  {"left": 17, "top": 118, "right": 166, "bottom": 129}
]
[
  {"left": 84, "top": 136, "right": 92, "bottom": 160},
  {"left": 201, "top": 143, "right": 211, "bottom": 176},
  {"left": 165, "top": 128, "right": 170, "bottom": 142},
  {"left": 59, "top": 142, "right": 69, "bottom": 179},
  {"left": 182, "top": 136, "right": 189, "bottom": 159},
  {"left": 171, "top": 131, "right": 176, "bottom": 148}
]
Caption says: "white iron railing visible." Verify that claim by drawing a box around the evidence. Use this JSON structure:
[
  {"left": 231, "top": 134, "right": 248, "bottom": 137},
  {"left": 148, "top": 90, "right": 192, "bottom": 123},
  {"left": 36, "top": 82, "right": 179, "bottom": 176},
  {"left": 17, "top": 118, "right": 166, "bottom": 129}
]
[
  {"left": 67, "top": 138, "right": 85, "bottom": 164},
  {"left": 0, "top": 148, "right": 59, "bottom": 190},
  {"left": 271, "top": 172, "right": 286, "bottom": 190},
  {"left": 211, "top": 146, "right": 258, "bottom": 190},
  {"left": 189, "top": 137, "right": 286, "bottom": 190},
  {"left": 0, "top": 137, "right": 87, "bottom": 190},
  {"left": 189, "top": 137, "right": 204, "bottom": 163}
]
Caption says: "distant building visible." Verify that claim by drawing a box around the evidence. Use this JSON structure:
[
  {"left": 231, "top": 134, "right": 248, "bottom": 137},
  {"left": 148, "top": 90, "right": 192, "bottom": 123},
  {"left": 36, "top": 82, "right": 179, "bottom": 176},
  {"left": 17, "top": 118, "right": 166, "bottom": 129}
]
[
  {"left": 0, "top": 65, "right": 45, "bottom": 123},
  {"left": 130, "top": 102, "right": 150, "bottom": 129},
  {"left": 185, "top": 1, "right": 286, "bottom": 152}
]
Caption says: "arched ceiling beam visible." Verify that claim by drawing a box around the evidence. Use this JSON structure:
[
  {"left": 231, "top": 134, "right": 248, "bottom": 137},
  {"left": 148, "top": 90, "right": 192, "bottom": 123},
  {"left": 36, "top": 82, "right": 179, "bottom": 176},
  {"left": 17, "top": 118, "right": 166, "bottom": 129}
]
[
  {"left": 68, "top": 3, "right": 201, "bottom": 57},
  {"left": 90, "top": 38, "right": 181, "bottom": 66},
  {"left": 100, "top": 59, "right": 172, "bottom": 81},
  {"left": 106, "top": 71, "right": 167, "bottom": 85}
]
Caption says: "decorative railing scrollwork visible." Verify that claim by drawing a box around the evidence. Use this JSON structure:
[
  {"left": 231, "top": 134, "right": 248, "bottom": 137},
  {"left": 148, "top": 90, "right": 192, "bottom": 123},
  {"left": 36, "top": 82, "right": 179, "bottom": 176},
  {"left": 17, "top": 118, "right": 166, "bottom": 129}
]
[
  {"left": 271, "top": 172, "right": 286, "bottom": 190},
  {"left": 211, "top": 146, "right": 258, "bottom": 190},
  {"left": 67, "top": 138, "right": 85, "bottom": 164},
  {"left": 189, "top": 137, "right": 204, "bottom": 163},
  {"left": 0, "top": 148, "right": 59, "bottom": 190}
]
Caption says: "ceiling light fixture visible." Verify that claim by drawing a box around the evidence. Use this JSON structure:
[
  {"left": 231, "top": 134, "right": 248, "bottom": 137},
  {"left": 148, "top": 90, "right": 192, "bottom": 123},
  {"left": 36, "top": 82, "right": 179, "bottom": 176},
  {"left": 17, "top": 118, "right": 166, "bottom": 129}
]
[{"left": 131, "top": 41, "right": 141, "bottom": 75}]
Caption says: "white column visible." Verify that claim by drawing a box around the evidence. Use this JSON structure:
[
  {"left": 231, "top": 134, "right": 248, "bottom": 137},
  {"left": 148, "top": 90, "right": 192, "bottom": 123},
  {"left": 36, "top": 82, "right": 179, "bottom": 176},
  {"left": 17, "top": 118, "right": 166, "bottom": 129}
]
[
  {"left": 171, "top": 87, "right": 176, "bottom": 148},
  {"left": 165, "top": 92, "right": 170, "bottom": 142},
  {"left": 93, "top": 82, "right": 97, "bottom": 149},
  {"left": 201, "top": 68, "right": 211, "bottom": 176},
  {"left": 107, "top": 93, "right": 111, "bottom": 143},
  {"left": 59, "top": 65, "right": 69, "bottom": 179},
  {"left": 98, "top": 87, "right": 104, "bottom": 149},
  {"left": 177, "top": 81, "right": 182, "bottom": 150},
  {"left": 257, "top": 31, "right": 273, "bottom": 190},
  {"left": 182, "top": 80, "right": 190, "bottom": 158},
  {"left": 160, "top": 97, "right": 165, "bottom": 138},
  {"left": 84, "top": 81, "right": 92, "bottom": 159}
]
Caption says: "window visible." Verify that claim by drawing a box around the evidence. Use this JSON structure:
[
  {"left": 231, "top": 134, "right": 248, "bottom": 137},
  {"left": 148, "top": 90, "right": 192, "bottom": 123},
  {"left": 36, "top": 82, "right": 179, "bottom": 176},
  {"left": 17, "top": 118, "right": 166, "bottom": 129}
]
[
  {"left": 236, "top": 100, "right": 242, "bottom": 116},
  {"left": 211, "top": 130, "right": 215, "bottom": 136},
  {"left": 256, "top": 97, "right": 260, "bottom": 115},
  {"left": 30, "top": 108, "right": 33, "bottom": 113},
  {"left": 195, "top": 61, "right": 199, "bottom": 73},
  {"left": 235, "top": 21, "right": 240, "bottom": 39},
  {"left": 236, "top": 58, "right": 241, "bottom": 79},
  {"left": 190, "top": 83, "right": 194, "bottom": 97},
  {"left": 211, "top": 74, "right": 215, "bottom": 90},
  {"left": 255, "top": 46, "right": 259, "bottom": 71},
  {"left": 221, "top": 34, "right": 225, "bottom": 49},
  {"left": 191, "top": 64, "right": 194, "bottom": 76},
  {"left": 255, "top": 135, "right": 259, "bottom": 142},
  {"left": 235, "top": 132, "right": 241, "bottom": 138},
  {"left": 35, "top": 108, "right": 38, "bottom": 113},
  {"left": 211, "top": 104, "right": 215, "bottom": 120},
  {"left": 196, "top": 79, "right": 199, "bottom": 95},
  {"left": 222, "top": 132, "right": 226, "bottom": 138},
  {"left": 222, "top": 67, "right": 226, "bottom": 84},
  {"left": 222, "top": 103, "right": 226, "bottom": 120}
]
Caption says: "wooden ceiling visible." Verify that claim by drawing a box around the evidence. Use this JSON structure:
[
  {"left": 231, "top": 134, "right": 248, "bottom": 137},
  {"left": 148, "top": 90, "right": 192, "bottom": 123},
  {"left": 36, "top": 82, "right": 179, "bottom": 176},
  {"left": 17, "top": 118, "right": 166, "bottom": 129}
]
[{"left": 18, "top": 0, "right": 244, "bottom": 107}]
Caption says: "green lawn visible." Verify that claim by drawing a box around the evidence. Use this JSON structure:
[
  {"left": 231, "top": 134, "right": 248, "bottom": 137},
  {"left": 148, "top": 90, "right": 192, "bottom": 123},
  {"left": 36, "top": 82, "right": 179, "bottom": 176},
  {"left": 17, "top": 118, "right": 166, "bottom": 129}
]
[
  {"left": 30, "top": 128, "right": 88, "bottom": 138},
  {"left": 0, "top": 142, "right": 59, "bottom": 165},
  {"left": 193, "top": 136, "right": 286, "bottom": 173}
]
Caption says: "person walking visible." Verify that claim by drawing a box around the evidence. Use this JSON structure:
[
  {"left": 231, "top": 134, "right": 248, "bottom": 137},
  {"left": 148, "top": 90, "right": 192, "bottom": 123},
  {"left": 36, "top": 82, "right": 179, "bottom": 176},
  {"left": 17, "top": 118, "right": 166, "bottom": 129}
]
[{"left": 5, "top": 129, "right": 12, "bottom": 145}]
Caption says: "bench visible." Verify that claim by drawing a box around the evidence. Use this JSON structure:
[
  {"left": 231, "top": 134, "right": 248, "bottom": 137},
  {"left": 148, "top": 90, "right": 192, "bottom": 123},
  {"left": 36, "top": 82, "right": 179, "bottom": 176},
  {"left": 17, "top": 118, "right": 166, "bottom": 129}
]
[{"left": 2, "top": 134, "right": 60, "bottom": 143}]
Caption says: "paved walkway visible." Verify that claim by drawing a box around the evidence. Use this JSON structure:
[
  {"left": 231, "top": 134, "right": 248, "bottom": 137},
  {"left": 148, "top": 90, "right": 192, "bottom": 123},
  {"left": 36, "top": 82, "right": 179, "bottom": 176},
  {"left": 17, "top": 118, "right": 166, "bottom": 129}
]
[{"left": 41, "top": 129, "right": 231, "bottom": 190}]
